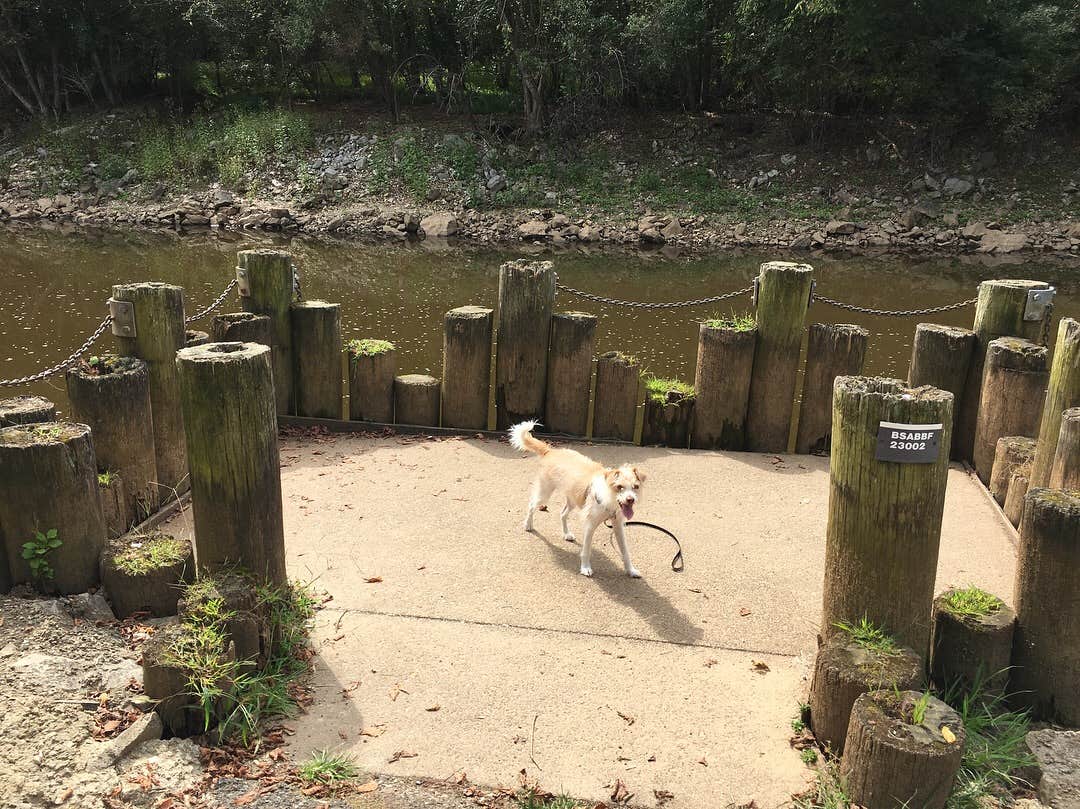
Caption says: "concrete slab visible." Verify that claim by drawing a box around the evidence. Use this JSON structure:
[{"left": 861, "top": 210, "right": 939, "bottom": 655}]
[{"left": 159, "top": 433, "right": 1019, "bottom": 807}]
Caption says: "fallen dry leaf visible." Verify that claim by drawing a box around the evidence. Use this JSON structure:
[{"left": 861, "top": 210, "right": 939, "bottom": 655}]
[
  {"left": 426, "top": 705, "right": 441, "bottom": 712},
  {"left": 388, "top": 750, "right": 418, "bottom": 764},
  {"left": 751, "top": 660, "right": 770, "bottom": 674},
  {"left": 697, "top": 756, "right": 708, "bottom": 767},
  {"left": 356, "top": 781, "right": 379, "bottom": 793},
  {"left": 233, "top": 789, "right": 259, "bottom": 805},
  {"left": 654, "top": 789, "right": 675, "bottom": 806},
  {"left": 739, "top": 607, "right": 752, "bottom": 616},
  {"left": 388, "top": 683, "right": 409, "bottom": 701},
  {"left": 704, "top": 658, "right": 718, "bottom": 668},
  {"left": 365, "top": 576, "right": 383, "bottom": 584},
  {"left": 361, "top": 724, "right": 387, "bottom": 737},
  {"left": 616, "top": 710, "right": 635, "bottom": 726},
  {"left": 941, "top": 725, "right": 957, "bottom": 743},
  {"left": 609, "top": 779, "right": 632, "bottom": 804}
]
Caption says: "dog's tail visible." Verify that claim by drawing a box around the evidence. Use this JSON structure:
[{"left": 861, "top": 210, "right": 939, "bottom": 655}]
[{"left": 509, "top": 420, "right": 551, "bottom": 456}]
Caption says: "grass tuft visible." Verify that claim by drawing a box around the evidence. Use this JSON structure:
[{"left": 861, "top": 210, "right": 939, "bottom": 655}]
[
  {"left": 347, "top": 338, "right": 395, "bottom": 357},
  {"left": 298, "top": 749, "right": 359, "bottom": 784},
  {"left": 98, "top": 470, "right": 119, "bottom": 488},
  {"left": 703, "top": 312, "right": 756, "bottom": 331},
  {"left": 942, "top": 587, "right": 1004, "bottom": 619},
  {"left": 113, "top": 532, "right": 188, "bottom": 575},
  {"left": 793, "top": 759, "right": 850, "bottom": 809},
  {"left": 833, "top": 616, "right": 899, "bottom": 655},
  {"left": 516, "top": 789, "right": 581, "bottom": 809},
  {"left": 643, "top": 376, "right": 695, "bottom": 404}
]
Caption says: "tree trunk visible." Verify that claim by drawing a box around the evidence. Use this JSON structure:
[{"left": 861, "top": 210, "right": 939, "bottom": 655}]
[
  {"left": 931, "top": 589, "right": 1014, "bottom": 696},
  {"left": 691, "top": 324, "right": 755, "bottom": 450},
  {"left": 238, "top": 249, "right": 295, "bottom": 416},
  {"left": 175, "top": 343, "right": 286, "bottom": 586},
  {"left": 495, "top": 260, "right": 555, "bottom": 429},
  {"left": 908, "top": 323, "right": 975, "bottom": 458},
  {"left": 745, "top": 262, "right": 814, "bottom": 452},
  {"left": 809, "top": 634, "right": 922, "bottom": 755},
  {"left": 0, "top": 422, "right": 106, "bottom": 594},
  {"left": 957, "top": 279, "right": 1052, "bottom": 462},
  {"left": 989, "top": 436, "right": 1036, "bottom": 507},
  {"left": 1011, "top": 487, "right": 1080, "bottom": 724},
  {"left": 642, "top": 391, "right": 694, "bottom": 447},
  {"left": 442, "top": 306, "right": 493, "bottom": 430},
  {"left": 1030, "top": 318, "right": 1080, "bottom": 489},
  {"left": 101, "top": 533, "right": 194, "bottom": 618},
  {"left": 973, "top": 338, "right": 1048, "bottom": 485},
  {"left": 823, "top": 377, "right": 953, "bottom": 655},
  {"left": 112, "top": 282, "right": 189, "bottom": 495},
  {"left": 394, "top": 374, "right": 440, "bottom": 427},
  {"left": 66, "top": 356, "right": 158, "bottom": 522},
  {"left": 211, "top": 312, "right": 273, "bottom": 345},
  {"left": 1004, "top": 466, "right": 1031, "bottom": 528},
  {"left": 348, "top": 345, "right": 396, "bottom": 423},
  {"left": 0, "top": 395, "right": 56, "bottom": 427},
  {"left": 1049, "top": 407, "right": 1080, "bottom": 490},
  {"left": 592, "top": 352, "right": 640, "bottom": 442},
  {"left": 795, "top": 323, "right": 868, "bottom": 455},
  {"left": 290, "top": 300, "right": 342, "bottom": 419},
  {"left": 841, "top": 690, "right": 965, "bottom": 809},
  {"left": 545, "top": 312, "right": 596, "bottom": 436}
]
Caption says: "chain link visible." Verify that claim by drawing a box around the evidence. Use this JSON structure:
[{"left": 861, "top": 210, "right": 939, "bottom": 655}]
[
  {"left": 812, "top": 294, "right": 978, "bottom": 317},
  {"left": 555, "top": 280, "right": 753, "bottom": 309},
  {"left": 0, "top": 315, "right": 114, "bottom": 387},
  {"left": 185, "top": 278, "right": 239, "bottom": 323}
]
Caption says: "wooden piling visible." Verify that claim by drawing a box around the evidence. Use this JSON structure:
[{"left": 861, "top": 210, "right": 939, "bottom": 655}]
[
  {"left": 930, "top": 589, "right": 1015, "bottom": 696},
  {"left": 795, "top": 323, "right": 868, "bottom": 455},
  {"left": 822, "top": 377, "right": 953, "bottom": 655},
  {"left": 238, "top": 249, "right": 295, "bottom": 415},
  {"left": 592, "top": 352, "right": 640, "bottom": 442},
  {"left": 141, "top": 624, "right": 196, "bottom": 736},
  {"left": 395, "top": 374, "right": 440, "bottom": 427},
  {"left": 973, "top": 337, "right": 1048, "bottom": 485},
  {"left": 745, "top": 261, "right": 814, "bottom": 452},
  {"left": 1004, "top": 466, "right": 1030, "bottom": 528},
  {"left": 956, "top": 279, "right": 1052, "bottom": 462},
  {"left": 495, "top": 260, "right": 555, "bottom": 429},
  {"left": 545, "top": 312, "right": 597, "bottom": 435},
  {"left": 211, "top": 312, "right": 274, "bottom": 345},
  {"left": 175, "top": 342, "right": 286, "bottom": 586},
  {"left": 66, "top": 355, "right": 158, "bottom": 523},
  {"left": 290, "top": 300, "right": 342, "bottom": 419},
  {"left": 641, "top": 379, "right": 695, "bottom": 447},
  {"left": 908, "top": 323, "right": 975, "bottom": 457},
  {"left": 442, "top": 306, "right": 493, "bottom": 430},
  {"left": 99, "top": 474, "right": 129, "bottom": 538},
  {"left": 0, "top": 422, "right": 106, "bottom": 594},
  {"left": 1011, "top": 487, "right": 1080, "bottom": 724},
  {"left": 347, "top": 340, "right": 396, "bottom": 422},
  {"left": 1030, "top": 318, "right": 1080, "bottom": 489},
  {"left": 690, "top": 321, "right": 756, "bottom": 450},
  {"left": 989, "top": 436, "right": 1036, "bottom": 506},
  {"left": 185, "top": 329, "right": 209, "bottom": 347},
  {"left": 101, "top": 532, "right": 194, "bottom": 618},
  {"left": 1049, "top": 407, "right": 1080, "bottom": 489},
  {"left": 0, "top": 395, "right": 56, "bottom": 427},
  {"left": 112, "top": 282, "right": 188, "bottom": 493}
]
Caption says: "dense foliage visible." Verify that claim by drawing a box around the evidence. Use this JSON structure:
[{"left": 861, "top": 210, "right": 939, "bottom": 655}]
[{"left": 1, "top": 0, "right": 1078, "bottom": 140}]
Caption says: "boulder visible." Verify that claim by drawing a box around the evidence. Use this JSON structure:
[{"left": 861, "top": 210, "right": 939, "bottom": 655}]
[
  {"left": 977, "top": 231, "right": 1029, "bottom": 254},
  {"left": 1066, "top": 222, "right": 1080, "bottom": 239},
  {"left": 826, "top": 220, "right": 858, "bottom": 236},
  {"left": 420, "top": 212, "right": 460, "bottom": 237},
  {"left": 1026, "top": 729, "right": 1080, "bottom": 809},
  {"left": 961, "top": 221, "right": 991, "bottom": 239},
  {"left": 943, "top": 177, "right": 974, "bottom": 196},
  {"left": 639, "top": 227, "right": 665, "bottom": 244},
  {"left": 660, "top": 218, "right": 684, "bottom": 239},
  {"left": 518, "top": 220, "right": 550, "bottom": 240}
]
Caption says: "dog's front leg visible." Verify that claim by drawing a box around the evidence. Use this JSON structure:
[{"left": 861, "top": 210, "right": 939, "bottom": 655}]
[
  {"left": 613, "top": 519, "right": 641, "bottom": 578},
  {"left": 560, "top": 502, "right": 575, "bottom": 542},
  {"left": 579, "top": 521, "right": 597, "bottom": 577}
]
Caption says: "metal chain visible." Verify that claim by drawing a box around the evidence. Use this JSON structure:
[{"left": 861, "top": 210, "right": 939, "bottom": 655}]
[
  {"left": 185, "top": 278, "right": 239, "bottom": 323},
  {"left": 1041, "top": 302, "right": 1055, "bottom": 346},
  {"left": 813, "top": 294, "right": 978, "bottom": 317},
  {"left": 555, "top": 280, "right": 753, "bottom": 309},
  {"left": 0, "top": 315, "right": 114, "bottom": 387}
]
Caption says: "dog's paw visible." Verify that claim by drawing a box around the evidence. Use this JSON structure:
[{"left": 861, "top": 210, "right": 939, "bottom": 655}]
[
  {"left": 579, "top": 564, "right": 593, "bottom": 577},
  {"left": 522, "top": 521, "right": 534, "bottom": 533},
  {"left": 562, "top": 532, "right": 576, "bottom": 543},
  {"left": 627, "top": 567, "right": 642, "bottom": 579}
]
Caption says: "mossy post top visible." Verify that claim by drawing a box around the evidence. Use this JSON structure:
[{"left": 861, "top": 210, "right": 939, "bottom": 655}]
[
  {"left": 175, "top": 341, "right": 270, "bottom": 366},
  {"left": 447, "top": 305, "right": 493, "bottom": 319},
  {"left": 0, "top": 420, "right": 90, "bottom": 447}
]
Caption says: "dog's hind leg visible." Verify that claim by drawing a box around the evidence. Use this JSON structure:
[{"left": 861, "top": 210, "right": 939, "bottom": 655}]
[
  {"left": 579, "top": 522, "right": 596, "bottom": 576},
  {"left": 523, "top": 478, "right": 551, "bottom": 533},
  {"left": 613, "top": 520, "right": 641, "bottom": 578},
  {"left": 560, "top": 502, "right": 575, "bottom": 542}
]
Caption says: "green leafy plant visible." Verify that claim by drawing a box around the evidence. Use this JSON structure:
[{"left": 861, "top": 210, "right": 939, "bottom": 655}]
[
  {"left": 643, "top": 376, "right": 695, "bottom": 404},
  {"left": 800, "top": 747, "right": 819, "bottom": 765},
  {"left": 793, "top": 759, "right": 851, "bottom": 809},
  {"left": 22, "top": 528, "right": 61, "bottom": 584},
  {"left": 791, "top": 716, "right": 806, "bottom": 734},
  {"left": 347, "top": 338, "right": 395, "bottom": 357},
  {"left": 942, "top": 587, "right": 1004, "bottom": 619},
  {"left": 833, "top": 616, "right": 899, "bottom": 655},
  {"left": 907, "top": 690, "right": 932, "bottom": 725},
  {"left": 98, "top": 470, "right": 118, "bottom": 488},
  {"left": 298, "top": 749, "right": 359, "bottom": 784}
]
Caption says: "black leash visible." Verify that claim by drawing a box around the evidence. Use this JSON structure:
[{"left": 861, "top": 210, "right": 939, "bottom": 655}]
[{"left": 606, "top": 519, "right": 685, "bottom": 572}]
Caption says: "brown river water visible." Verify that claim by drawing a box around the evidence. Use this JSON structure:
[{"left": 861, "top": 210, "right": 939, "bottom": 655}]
[{"left": 2, "top": 226, "right": 1079, "bottom": 415}]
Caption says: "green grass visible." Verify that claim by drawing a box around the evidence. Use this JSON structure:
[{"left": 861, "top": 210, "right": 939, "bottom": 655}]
[
  {"left": 112, "top": 532, "right": 188, "bottom": 574},
  {"left": 909, "top": 690, "right": 932, "bottom": 725},
  {"left": 703, "top": 312, "right": 756, "bottom": 331},
  {"left": 97, "top": 470, "right": 119, "bottom": 488},
  {"left": 800, "top": 747, "right": 819, "bottom": 765},
  {"left": 942, "top": 587, "right": 1004, "bottom": 619},
  {"left": 643, "top": 376, "right": 695, "bottom": 404},
  {"left": 298, "top": 749, "right": 359, "bottom": 784},
  {"left": 793, "top": 760, "right": 850, "bottom": 809},
  {"left": 833, "top": 616, "right": 900, "bottom": 655},
  {"left": 347, "top": 338, "right": 395, "bottom": 357},
  {"left": 516, "top": 790, "right": 581, "bottom": 809}
]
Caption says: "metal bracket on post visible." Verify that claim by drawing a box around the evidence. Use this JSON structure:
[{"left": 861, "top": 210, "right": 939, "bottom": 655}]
[
  {"left": 236, "top": 266, "right": 251, "bottom": 298},
  {"left": 808, "top": 278, "right": 817, "bottom": 307},
  {"left": 752, "top": 276, "right": 760, "bottom": 308},
  {"left": 1024, "top": 287, "right": 1055, "bottom": 322},
  {"left": 108, "top": 298, "right": 136, "bottom": 338}
]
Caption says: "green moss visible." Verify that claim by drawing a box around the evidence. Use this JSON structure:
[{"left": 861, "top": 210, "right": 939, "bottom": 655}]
[
  {"left": 941, "top": 587, "right": 1003, "bottom": 619},
  {"left": 113, "top": 532, "right": 188, "bottom": 575},
  {"left": 346, "top": 338, "right": 395, "bottom": 357},
  {"left": 600, "top": 350, "right": 640, "bottom": 367},
  {"left": 703, "top": 312, "right": 756, "bottom": 331},
  {"left": 643, "top": 376, "right": 695, "bottom": 404}
]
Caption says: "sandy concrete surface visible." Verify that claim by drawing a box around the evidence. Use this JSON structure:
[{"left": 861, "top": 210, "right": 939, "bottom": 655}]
[{"left": 160, "top": 432, "right": 1018, "bottom": 808}]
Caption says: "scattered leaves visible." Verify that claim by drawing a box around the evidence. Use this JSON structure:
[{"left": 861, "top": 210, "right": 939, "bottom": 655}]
[
  {"left": 654, "top": 789, "right": 675, "bottom": 806},
  {"left": 751, "top": 660, "right": 770, "bottom": 674},
  {"left": 704, "top": 658, "right": 718, "bottom": 668},
  {"left": 360, "top": 724, "right": 387, "bottom": 737},
  {"left": 609, "top": 779, "right": 633, "bottom": 804},
  {"left": 356, "top": 780, "right": 379, "bottom": 793},
  {"left": 388, "top": 750, "right": 417, "bottom": 764}
]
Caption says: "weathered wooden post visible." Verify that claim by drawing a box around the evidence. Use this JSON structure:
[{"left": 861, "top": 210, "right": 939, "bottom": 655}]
[
  {"left": 545, "top": 312, "right": 596, "bottom": 435},
  {"left": 690, "top": 319, "right": 756, "bottom": 450},
  {"left": 442, "top": 306, "right": 493, "bottom": 430},
  {"left": 1004, "top": 465, "right": 1031, "bottom": 528},
  {"left": 347, "top": 340, "right": 396, "bottom": 422},
  {"left": 141, "top": 624, "right": 196, "bottom": 735},
  {"left": 795, "top": 323, "right": 868, "bottom": 455},
  {"left": 185, "top": 329, "right": 209, "bottom": 347},
  {"left": 66, "top": 355, "right": 158, "bottom": 524},
  {"left": 930, "top": 588, "right": 1015, "bottom": 696},
  {"left": 745, "top": 261, "right": 814, "bottom": 452},
  {"left": 1030, "top": 318, "right": 1080, "bottom": 489},
  {"left": 973, "top": 337, "right": 1048, "bottom": 484},
  {"left": 211, "top": 312, "right": 274, "bottom": 345},
  {"left": 175, "top": 342, "right": 286, "bottom": 586},
  {"left": 956, "top": 279, "right": 1053, "bottom": 462},
  {"left": 101, "top": 532, "right": 194, "bottom": 618},
  {"left": 0, "top": 422, "right": 105, "bottom": 594},
  {"left": 989, "top": 436, "right": 1036, "bottom": 506},
  {"left": 592, "top": 352, "right": 640, "bottom": 442},
  {"left": 238, "top": 249, "right": 295, "bottom": 415},
  {"left": 908, "top": 324, "right": 976, "bottom": 459},
  {"left": 841, "top": 690, "right": 965, "bottom": 809},
  {"left": 112, "top": 282, "right": 188, "bottom": 494},
  {"left": 0, "top": 396, "right": 56, "bottom": 427},
  {"left": 822, "top": 377, "right": 953, "bottom": 654},
  {"left": 395, "top": 374, "right": 440, "bottom": 427},
  {"left": 1049, "top": 407, "right": 1080, "bottom": 489},
  {"left": 290, "top": 300, "right": 342, "bottom": 419},
  {"left": 1012, "top": 487, "right": 1080, "bottom": 724},
  {"left": 495, "top": 260, "right": 555, "bottom": 429},
  {"left": 641, "top": 378, "right": 695, "bottom": 447}
]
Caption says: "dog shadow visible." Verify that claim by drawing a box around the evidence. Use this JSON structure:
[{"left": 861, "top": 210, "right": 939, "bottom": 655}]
[{"left": 530, "top": 527, "right": 705, "bottom": 647}]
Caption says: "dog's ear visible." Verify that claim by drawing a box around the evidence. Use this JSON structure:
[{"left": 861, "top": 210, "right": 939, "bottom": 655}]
[
  {"left": 604, "top": 468, "right": 620, "bottom": 485},
  {"left": 632, "top": 466, "right": 647, "bottom": 483}
]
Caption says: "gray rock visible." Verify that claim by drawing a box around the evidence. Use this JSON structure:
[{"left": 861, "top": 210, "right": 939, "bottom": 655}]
[
  {"left": 826, "top": 220, "right": 858, "bottom": 236},
  {"left": 943, "top": 212, "right": 960, "bottom": 227},
  {"left": 866, "top": 144, "right": 883, "bottom": 166},
  {"left": 403, "top": 212, "right": 420, "bottom": 233},
  {"left": 120, "top": 168, "right": 139, "bottom": 185},
  {"left": 65, "top": 592, "right": 115, "bottom": 622},
  {"left": 1027, "top": 728, "right": 1080, "bottom": 808},
  {"left": 789, "top": 234, "right": 813, "bottom": 249},
  {"left": 81, "top": 712, "right": 162, "bottom": 769},
  {"left": 213, "top": 189, "right": 235, "bottom": 208},
  {"left": 420, "top": 212, "right": 460, "bottom": 238},
  {"left": 961, "top": 221, "right": 991, "bottom": 239},
  {"left": 661, "top": 218, "right": 684, "bottom": 239},
  {"left": 978, "top": 230, "right": 1029, "bottom": 254},
  {"left": 943, "top": 177, "right": 974, "bottom": 196},
  {"left": 518, "top": 220, "right": 550, "bottom": 240},
  {"left": 577, "top": 225, "right": 597, "bottom": 243},
  {"left": 485, "top": 174, "right": 507, "bottom": 192},
  {"left": 639, "top": 227, "right": 665, "bottom": 244}
]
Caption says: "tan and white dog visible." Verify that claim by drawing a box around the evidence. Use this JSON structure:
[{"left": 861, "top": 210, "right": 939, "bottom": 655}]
[{"left": 510, "top": 420, "right": 646, "bottom": 578}]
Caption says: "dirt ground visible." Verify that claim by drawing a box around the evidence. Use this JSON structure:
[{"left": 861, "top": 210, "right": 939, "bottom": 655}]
[{"left": 149, "top": 430, "right": 1018, "bottom": 809}]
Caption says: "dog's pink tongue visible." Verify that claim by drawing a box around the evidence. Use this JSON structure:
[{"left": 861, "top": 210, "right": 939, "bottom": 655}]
[{"left": 621, "top": 503, "right": 634, "bottom": 520}]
